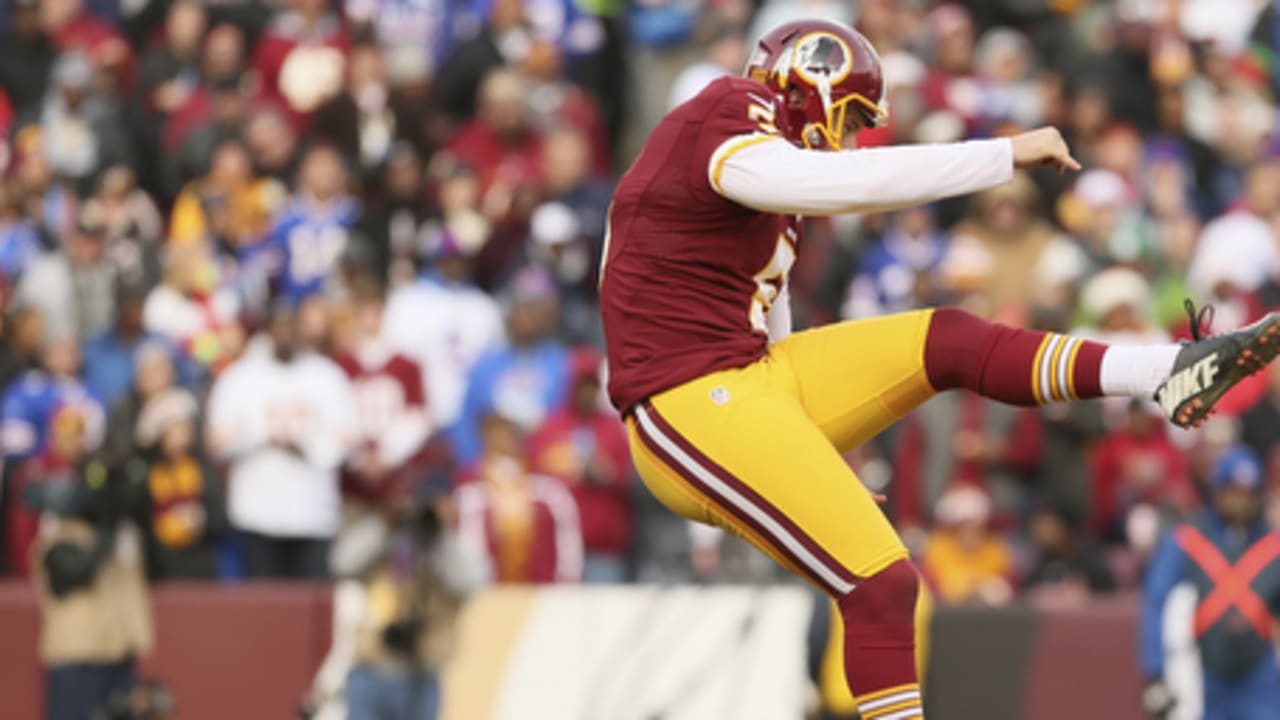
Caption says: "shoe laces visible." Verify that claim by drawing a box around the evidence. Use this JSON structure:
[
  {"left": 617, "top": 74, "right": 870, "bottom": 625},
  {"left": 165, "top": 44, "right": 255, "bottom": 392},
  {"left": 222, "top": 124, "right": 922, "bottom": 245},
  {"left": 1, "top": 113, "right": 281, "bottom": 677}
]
[{"left": 1184, "top": 298, "right": 1215, "bottom": 342}]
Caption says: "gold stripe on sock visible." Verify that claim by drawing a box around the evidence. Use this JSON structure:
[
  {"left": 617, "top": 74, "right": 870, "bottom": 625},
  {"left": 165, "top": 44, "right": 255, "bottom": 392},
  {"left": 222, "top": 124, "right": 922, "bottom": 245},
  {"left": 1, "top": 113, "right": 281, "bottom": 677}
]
[
  {"left": 1030, "top": 335, "right": 1051, "bottom": 404},
  {"left": 1064, "top": 338, "right": 1084, "bottom": 400},
  {"left": 864, "top": 698, "right": 924, "bottom": 718},
  {"left": 856, "top": 683, "right": 921, "bottom": 705}
]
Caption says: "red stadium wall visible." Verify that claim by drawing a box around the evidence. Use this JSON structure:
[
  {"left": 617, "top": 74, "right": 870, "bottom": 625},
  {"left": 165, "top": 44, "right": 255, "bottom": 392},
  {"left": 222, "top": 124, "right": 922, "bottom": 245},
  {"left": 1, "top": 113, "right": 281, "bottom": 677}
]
[
  {"left": 0, "top": 582, "right": 1148, "bottom": 720},
  {"left": 0, "top": 582, "right": 334, "bottom": 720}
]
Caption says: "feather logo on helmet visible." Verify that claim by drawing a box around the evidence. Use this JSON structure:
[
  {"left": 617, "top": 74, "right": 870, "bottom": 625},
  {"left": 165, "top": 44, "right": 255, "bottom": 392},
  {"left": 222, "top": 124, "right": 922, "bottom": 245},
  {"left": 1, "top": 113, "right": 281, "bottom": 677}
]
[{"left": 793, "top": 33, "right": 853, "bottom": 87}]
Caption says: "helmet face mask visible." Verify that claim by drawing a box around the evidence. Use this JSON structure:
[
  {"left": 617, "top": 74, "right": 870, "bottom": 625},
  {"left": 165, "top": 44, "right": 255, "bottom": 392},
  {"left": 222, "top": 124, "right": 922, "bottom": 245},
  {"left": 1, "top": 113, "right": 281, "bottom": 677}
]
[{"left": 745, "top": 20, "right": 888, "bottom": 151}]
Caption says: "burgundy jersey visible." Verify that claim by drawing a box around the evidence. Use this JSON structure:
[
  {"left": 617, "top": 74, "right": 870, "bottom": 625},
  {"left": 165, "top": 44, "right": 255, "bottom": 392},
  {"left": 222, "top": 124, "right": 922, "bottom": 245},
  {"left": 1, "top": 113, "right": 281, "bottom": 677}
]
[
  {"left": 334, "top": 348, "right": 427, "bottom": 501},
  {"left": 600, "top": 76, "right": 800, "bottom": 411}
]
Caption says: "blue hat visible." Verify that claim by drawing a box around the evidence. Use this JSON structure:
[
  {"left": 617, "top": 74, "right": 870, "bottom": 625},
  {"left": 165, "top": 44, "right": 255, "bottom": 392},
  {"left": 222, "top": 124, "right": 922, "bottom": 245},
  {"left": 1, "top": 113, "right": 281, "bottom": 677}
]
[{"left": 1210, "top": 446, "right": 1264, "bottom": 492}]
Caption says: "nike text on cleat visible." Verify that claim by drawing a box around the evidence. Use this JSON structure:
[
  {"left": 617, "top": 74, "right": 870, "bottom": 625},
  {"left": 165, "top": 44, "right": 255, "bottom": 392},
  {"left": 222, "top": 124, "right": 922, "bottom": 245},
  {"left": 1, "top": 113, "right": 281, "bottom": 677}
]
[{"left": 1154, "top": 310, "right": 1280, "bottom": 428}]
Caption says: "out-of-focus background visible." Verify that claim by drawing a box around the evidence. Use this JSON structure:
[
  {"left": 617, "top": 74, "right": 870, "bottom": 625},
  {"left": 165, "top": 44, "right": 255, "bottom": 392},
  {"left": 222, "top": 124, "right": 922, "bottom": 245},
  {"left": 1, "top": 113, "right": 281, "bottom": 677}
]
[{"left": 0, "top": 0, "right": 1279, "bottom": 718}]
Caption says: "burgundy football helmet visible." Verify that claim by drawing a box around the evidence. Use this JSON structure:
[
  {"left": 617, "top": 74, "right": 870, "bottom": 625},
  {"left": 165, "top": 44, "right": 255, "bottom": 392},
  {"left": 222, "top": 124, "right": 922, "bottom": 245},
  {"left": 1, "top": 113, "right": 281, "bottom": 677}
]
[{"left": 745, "top": 19, "right": 888, "bottom": 150}]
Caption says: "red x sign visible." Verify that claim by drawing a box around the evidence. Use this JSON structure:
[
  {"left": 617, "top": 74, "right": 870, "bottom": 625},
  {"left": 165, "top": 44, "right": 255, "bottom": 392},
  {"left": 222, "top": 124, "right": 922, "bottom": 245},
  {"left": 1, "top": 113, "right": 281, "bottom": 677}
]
[{"left": 1176, "top": 526, "right": 1280, "bottom": 640}]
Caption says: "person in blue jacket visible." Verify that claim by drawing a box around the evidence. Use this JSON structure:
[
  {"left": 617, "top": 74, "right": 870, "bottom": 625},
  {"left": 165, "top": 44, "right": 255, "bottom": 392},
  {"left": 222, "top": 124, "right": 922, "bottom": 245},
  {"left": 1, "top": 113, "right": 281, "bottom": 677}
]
[
  {"left": 1140, "top": 445, "right": 1280, "bottom": 719},
  {"left": 450, "top": 265, "right": 569, "bottom": 466}
]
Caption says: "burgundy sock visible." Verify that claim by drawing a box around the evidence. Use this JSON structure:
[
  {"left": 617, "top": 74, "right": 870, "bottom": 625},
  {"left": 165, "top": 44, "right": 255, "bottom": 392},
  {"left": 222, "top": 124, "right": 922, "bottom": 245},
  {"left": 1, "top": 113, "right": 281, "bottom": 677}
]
[
  {"left": 923, "top": 307, "right": 1107, "bottom": 405},
  {"left": 838, "top": 559, "right": 921, "bottom": 705}
]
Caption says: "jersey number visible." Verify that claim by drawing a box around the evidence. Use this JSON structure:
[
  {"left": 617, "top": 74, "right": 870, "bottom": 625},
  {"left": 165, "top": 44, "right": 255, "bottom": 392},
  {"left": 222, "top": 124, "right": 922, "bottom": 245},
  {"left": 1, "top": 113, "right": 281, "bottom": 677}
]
[
  {"left": 750, "top": 235, "right": 796, "bottom": 334},
  {"left": 748, "top": 99, "right": 779, "bottom": 135}
]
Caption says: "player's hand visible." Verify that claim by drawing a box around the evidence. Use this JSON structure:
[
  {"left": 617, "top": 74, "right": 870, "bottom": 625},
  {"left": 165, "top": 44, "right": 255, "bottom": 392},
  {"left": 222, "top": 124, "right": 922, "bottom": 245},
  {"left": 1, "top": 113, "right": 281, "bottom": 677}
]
[
  {"left": 1141, "top": 680, "right": 1177, "bottom": 718},
  {"left": 1010, "top": 127, "right": 1081, "bottom": 173}
]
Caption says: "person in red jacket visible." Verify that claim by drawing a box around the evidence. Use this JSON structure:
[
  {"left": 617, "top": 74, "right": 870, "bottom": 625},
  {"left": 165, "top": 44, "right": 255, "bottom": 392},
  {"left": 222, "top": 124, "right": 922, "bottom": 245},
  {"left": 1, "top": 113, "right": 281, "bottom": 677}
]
[
  {"left": 527, "top": 348, "right": 633, "bottom": 583},
  {"left": 454, "top": 411, "right": 582, "bottom": 584},
  {"left": 1090, "top": 399, "right": 1196, "bottom": 542},
  {"left": 251, "top": 0, "right": 350, "bottom": 119}
]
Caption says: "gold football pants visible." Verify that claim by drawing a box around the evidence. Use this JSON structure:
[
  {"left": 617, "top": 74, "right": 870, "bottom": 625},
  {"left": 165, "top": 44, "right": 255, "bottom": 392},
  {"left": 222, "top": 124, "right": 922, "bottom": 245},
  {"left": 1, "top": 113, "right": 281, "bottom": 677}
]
[{"left": 627, "top": 310, "right": 937, "bottom": 590}]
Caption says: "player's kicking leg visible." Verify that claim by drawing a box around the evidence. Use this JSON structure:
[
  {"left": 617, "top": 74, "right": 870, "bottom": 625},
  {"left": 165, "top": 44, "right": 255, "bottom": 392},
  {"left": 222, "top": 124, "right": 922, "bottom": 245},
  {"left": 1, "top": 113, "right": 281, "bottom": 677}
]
[
  {"left": 753, "top": 302, "right": 1280, "bottom": 714},
  {"left": 776, "top": 303, "right": 1280, "bottom": 453}
]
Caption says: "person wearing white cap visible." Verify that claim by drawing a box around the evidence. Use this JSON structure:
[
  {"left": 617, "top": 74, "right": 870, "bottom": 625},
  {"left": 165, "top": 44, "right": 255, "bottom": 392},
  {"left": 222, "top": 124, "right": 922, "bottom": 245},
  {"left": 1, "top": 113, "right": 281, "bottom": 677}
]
[
  {"left": 920, "top": 485, "right": 1015, "bottom": 606},
  {"left": 31, "top": 51, "right": 134, "bottom": 191}
]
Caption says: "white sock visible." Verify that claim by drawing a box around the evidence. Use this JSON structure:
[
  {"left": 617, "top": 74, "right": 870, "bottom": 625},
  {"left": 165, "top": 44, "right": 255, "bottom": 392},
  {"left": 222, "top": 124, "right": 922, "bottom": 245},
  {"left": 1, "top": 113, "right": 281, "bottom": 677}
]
[{"left": 1099, "top": 344, "right": 1183, "bottom": 398}]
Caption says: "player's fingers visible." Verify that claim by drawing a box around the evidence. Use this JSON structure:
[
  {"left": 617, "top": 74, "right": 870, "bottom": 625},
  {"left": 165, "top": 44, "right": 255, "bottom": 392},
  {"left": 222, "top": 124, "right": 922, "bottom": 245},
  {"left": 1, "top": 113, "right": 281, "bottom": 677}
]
[{"left": 1060, "top": 149, "right": 1082, "bottom": 172}]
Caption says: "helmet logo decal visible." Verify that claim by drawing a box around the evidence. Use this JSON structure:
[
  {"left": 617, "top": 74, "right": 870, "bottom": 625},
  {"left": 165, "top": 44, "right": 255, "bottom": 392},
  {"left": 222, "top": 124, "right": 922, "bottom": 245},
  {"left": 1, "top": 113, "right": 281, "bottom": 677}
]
[{"left": 793, "top": 33, "right": 853, "bottom": 87}]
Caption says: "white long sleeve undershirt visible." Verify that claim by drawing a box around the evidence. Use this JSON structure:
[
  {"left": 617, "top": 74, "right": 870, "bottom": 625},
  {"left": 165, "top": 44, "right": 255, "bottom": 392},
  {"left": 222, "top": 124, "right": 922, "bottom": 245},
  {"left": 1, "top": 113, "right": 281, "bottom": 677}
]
[{"left": 711, "top": 135, "right": 1015, "bottom": 216}]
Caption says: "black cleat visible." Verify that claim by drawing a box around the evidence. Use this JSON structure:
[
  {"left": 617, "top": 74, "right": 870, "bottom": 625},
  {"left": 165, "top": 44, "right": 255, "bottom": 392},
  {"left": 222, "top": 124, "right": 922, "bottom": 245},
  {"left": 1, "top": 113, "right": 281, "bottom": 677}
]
[{"left": 1154, "top": 301, "right": 1280, "bottom": 428}]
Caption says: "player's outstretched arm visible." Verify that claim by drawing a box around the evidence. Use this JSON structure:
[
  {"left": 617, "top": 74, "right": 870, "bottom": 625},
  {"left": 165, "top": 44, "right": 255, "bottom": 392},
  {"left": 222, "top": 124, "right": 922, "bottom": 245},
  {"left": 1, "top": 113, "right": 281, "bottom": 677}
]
[{"left": 713, "top": 126, "right": 1078, "bottom": 216}]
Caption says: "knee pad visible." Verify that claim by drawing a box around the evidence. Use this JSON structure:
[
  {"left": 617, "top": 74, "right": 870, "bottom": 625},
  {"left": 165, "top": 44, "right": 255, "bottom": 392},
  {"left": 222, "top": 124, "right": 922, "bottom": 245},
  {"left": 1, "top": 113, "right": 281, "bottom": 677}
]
[{"left": 837, "top": 558, "right": 919, "bottom": 629}]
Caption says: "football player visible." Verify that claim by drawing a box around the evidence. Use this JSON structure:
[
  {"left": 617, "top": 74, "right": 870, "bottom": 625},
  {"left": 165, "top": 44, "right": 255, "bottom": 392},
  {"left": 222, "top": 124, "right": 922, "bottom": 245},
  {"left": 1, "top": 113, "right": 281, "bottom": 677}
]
[{"left": 599, "top": 19, "right": 1280, "bottom": 719}]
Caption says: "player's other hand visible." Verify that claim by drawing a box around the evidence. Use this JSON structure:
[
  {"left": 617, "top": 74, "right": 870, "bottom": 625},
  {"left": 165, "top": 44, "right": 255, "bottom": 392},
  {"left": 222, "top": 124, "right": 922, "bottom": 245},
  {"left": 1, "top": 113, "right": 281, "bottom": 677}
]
[
  {"left": 1141, "top": 680, "right": 1177, "bottom": 718},
  {"left": 1010, "top": 127, "right": 1081, "bottom": 173}
]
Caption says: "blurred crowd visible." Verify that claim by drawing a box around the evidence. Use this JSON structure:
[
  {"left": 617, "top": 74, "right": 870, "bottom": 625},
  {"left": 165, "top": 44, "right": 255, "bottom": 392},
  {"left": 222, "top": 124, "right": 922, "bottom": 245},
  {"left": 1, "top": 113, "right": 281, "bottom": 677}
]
[{"left": 4, "top": 0, "right": 1280, "bottom": 712}]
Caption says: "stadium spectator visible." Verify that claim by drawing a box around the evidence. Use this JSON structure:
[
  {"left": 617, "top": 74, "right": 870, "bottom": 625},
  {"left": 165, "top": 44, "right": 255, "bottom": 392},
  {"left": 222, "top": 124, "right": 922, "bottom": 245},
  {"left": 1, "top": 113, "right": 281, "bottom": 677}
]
[
  {"left": 31, "top": 455, "right": 153, "bottom": 720},
  {"left": 132, "top": 388, "right": 224, "bottom": 581},
  {"left": 206, "top": 302, "right": 357, "bottom": 580},
  {"left": 160, "top": 22, "right": 249, "bottom": 155},
  {"left": 1, "top": 334, "right": 103, "bottom": 465},
  {"left": 842, "top": 206, "right": 949, "bottom": 319},
  {"left": 168, "top": 139, "right": 285, "bottom": 252},
  {"left": 311, "top": 43, "right": 425, "bottom": 179},
  {"left": 6, "top": 405, "right": 90, "bottom": 577},
  {"left": 142, "top": 243, "right": 243, "bottom": 374},
  {"left": 349, "top": 142, "right": 430, "bottom": 287},
  {"left": 667, "top": 23, "right": 747, "bottom": 109},
  {"left": 133, "top": 0, "right": 206, "bottom": 123},
  {"left": 920, "top": 5, "right": 980, "bottom": 128},
  {"left": 0, "top": 179, "right": 43, "bottom": 284},
  {"left": 22, "top": 51, "right": 133, "bottom": 195},
  {"left": 18, "top": 201, "right": 116, "bottom": 343},
  {"left": 100, "top": 340, "right": 182, "bottom": 473},
  {"left": 1241, "top": 363, "right": 1280, "bottom": 483},
  {"left": 1090, "top": 399, "right": 1196, "bottom": 544},
  {"left": 920, "top": 485, "right": 1016, "bottom": 607},
  {"left": 435, "top": 0, "right": 527, "bottom": 122},
  {"left": 0, "top": 304, "right": 43, "bottom": 395},
  {"left": 383, "top": 226, "right": 504, "bottom": 431},
  {"left": 455, "top": 411, "right": 582, "bottom": 583},
  {"left": 522, "top": 39, "right": 611, "bottom": 178},
  {"left": 165, "top": 74, "right": 258, "bottom": 201},
  {"left": 333, "top": 280, "right": 432, "bottom": 507},
  {"left": 259, "top": 143, "right": 360, "bottom": 302},
  {"left": 82, "top": 282, "right": 169, "bottom": 409},
  {"left": 949, "top": 172, "right": 1055, "bottom": 323},
  {"left": 0, "top": 0, "right": 56, "bottom": 115},
  {"left": 1141, "top": 447, "right": 1280, "bottom": 720},
  {"left": 539, "top": 126, "right": 613, "bottom": 257},
  {"left": 441, "top": 68, "right": 544, "bottom": 220},
  {"left": 308, "top": 492, "right": 483, "bottom": 720},
  {"left": 251, "top": 0, "right": 350, "bottom": 118},
  {"left": 1022, "top": 506, "right": 1117, "bottom": 607},
  {"left": 527, "top": 348, "right": 632, "bottom": 582},
  {"left": 93, "top": 166, "right": 162, "bottom": 289},
  {"left": 451, "top": 265, "right": 568, "bottom": 466},
  {"left": 526, "top": 201, "right": 599, "bottom": 344},
  {"left": 242, "top": 107, "right": 303, "bottom": 185},
  {"left": 132, "top": 0, "right": 207, "bottom": 190}
]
